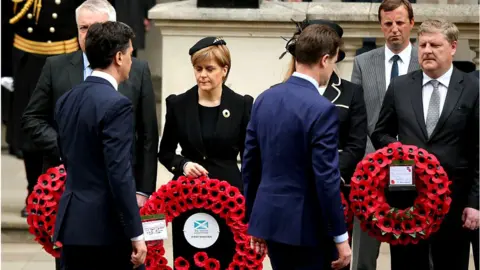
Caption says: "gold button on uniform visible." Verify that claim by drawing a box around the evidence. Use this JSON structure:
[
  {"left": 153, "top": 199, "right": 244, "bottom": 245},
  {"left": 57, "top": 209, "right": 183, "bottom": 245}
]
[
  {"left": 49, "top": 27, "right": 55, "bottom": 33},
  {"left": 171, "top": 167, "right": 175, "bottom": 171},
  {"left": 27, "top": 13, "right": 33, "bottom": 19},
  {"left": 52, "top": 13, "right": 58, "bottom": 19},
  {"left": 55, "top": 0, "right": 61, "bottom": 4},
  {"left": 27, "top": 27, "right": 33, "bottom": 33},
  {"left": 47, "top": 40, "right": 52, "bottom": 43},
  {"left": 203, "top": 156, "right": 207, "bottom": 160}
]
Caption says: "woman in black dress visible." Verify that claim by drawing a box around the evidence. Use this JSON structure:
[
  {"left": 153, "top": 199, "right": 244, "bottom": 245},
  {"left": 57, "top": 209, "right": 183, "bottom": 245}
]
[
  {"left": 158, "top": 37, "right": 253, "bottom": 269},
  {"left": 280, "top": 19, "right": 368, "bottom": 270}
]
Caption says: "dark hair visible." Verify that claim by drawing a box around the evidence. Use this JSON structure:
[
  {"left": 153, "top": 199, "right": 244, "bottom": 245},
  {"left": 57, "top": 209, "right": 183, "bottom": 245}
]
[
  {"left": 85, "top": 21, "right": 135, "bottom": 69},
  {"left": 294, "top": 24, "right": 340, "bottom": 66},
  {"left": 378, "top": 0, "right": 414, "bottom": 22}
]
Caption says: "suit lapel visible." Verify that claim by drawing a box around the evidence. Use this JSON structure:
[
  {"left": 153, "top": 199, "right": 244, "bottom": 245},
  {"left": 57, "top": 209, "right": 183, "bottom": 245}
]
[
  {"left": 429, "top": 68, "right": 464, "bottom": 139},
  {"left": 68, "top": 51, "right": 84, "bottom": 88},
  {"left": 374, "top": 49, "right": 386, "bottom": 104},
  {"left": 184, "top": 87, "right": 206, "bottom": 156},
  {"left": 410, "top": 71, "right": 429, "bottom": 140},
  {"left": 214, "top": 86, "right": 236, "bottom": 139},
  {"left": 323, "top": 72, "right": 341, "bottom": 103}
]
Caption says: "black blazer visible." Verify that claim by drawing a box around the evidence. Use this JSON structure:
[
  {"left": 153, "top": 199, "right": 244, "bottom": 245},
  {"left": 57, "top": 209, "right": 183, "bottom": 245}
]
[
  {"left": 324, "top": 72, "right": 368, "bottom": 184},
  {"left": 372, "top": 68, "right": 479, "bottom": 210},
  {"left": 158, "top": 85, "right": 253, "bottom": 190},
  {"left": 21, "top": 50, "right": 159, "bottom": 194}
]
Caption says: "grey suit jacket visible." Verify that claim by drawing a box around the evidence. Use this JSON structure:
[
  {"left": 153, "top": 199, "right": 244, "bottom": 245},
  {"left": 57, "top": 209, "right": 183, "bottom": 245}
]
[{"left": 351, "top": 45, "right": 420, "bottom": 153}]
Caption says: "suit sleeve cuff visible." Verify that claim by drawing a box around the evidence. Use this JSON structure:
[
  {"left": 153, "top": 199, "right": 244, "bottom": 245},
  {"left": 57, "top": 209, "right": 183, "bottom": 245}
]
[
  {"left": 131, "top": 234, "right": 144, "bottom": 241},
  {"left": 136, "top": 192, "right": 149, "bottom": 198},
  {"left": 333, "top": 232, "right": 349, "bottom": 244}
]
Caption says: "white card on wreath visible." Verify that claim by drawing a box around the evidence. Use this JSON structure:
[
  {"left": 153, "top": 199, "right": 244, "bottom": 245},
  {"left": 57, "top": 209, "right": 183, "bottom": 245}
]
[
  {"left": 389, "top": 165, "right": 413, "bottom": 186},
  {"left": 142, "top": 219, "right": 168, "bottom": 241}
]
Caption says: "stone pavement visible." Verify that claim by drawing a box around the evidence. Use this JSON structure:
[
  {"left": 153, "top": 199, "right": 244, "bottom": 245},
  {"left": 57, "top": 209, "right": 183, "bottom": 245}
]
[{"left": 1, "top": 150, "right": 474, "bottom": 269}]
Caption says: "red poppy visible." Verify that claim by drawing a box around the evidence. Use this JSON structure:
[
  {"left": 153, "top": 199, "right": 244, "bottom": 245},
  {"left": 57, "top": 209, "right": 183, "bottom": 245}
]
[
  {"left": 233, "top": 253, "right": 246, "bottom": 263},
  {"left": 373, "top": 152, "right": 389, "bottom": 168},
  {"left": 205, "top": 258, "right": 221, "bottom": 270},
  {"left": 174, "top": 257, "right": 190, "bottom": 270},
  {"left": 217, "top": 181, "right": 230, "bottom": 192},
  {"left": 228, "top": 261, "right": 248, "bottom": 269},
  {"left": 211, "top": 202, "right": 224, "bottom": 215},
  {"left": 207, "top": 179, "right": 221, "bottom": 189},
  {"left": 377, "top": 218, "right": 394, "bottom": 233},
  {"left": 158, "top": 256, "right": 168, "bottom": 266},
  {"left": 194, "top": 251, "right": 209, "bottom": 267},
  {"left": 226, "top": 186, "right": 241, "bottom": 198}
]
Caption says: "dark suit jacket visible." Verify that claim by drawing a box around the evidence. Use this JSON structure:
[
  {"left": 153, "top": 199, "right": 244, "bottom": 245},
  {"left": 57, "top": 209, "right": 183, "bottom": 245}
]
[
  {"left": 324, "top": 72, "right": 367, "bottom": 184},
  {"left": 242, "top": 76, "right": 346, "bottom": 247},
  {"left": 112, "top": 0, "right": 156, "bottom": 50},
  {"left": 53, "top": 76, "right": 142, "bottom": 245},
  {"left": 158, "top": 85, "right": 253, "bottom": 189},
  {"left": 21, "top": 50, "right": 158, "bottom": 194},
  {"left": 371, "top": 68, "right": 479, "bottom": 212}
]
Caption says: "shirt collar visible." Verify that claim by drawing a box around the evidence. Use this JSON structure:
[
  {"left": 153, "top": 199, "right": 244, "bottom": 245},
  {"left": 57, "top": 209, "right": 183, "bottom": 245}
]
[
  {"left": 82, "top": 53, "right": 90, "bottom": 70},
  {"left": 91, "top": 70, "right": 119, "bottom": 90},
  {"left": 422, "top": 64, "right": 453, "bottom": 88},
  {"left": 292, "top": 72, "right": 319, "bottom": 89},
  {"left": 385, "top": 42, "right": 412, "bottom": 63}
]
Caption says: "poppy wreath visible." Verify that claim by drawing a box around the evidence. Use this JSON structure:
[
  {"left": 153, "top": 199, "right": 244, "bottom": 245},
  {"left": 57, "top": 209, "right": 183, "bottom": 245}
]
[
  {"left": 349, "top": 142, "right": 452, "bottom": 245},
  {"left": 26, "top": 169, "right": 266, "bottom": 269},
  {"left": 340, "top": 192, "right": 354, "bottom": 233},
  {"left": 26, "top": 165, "right": 67, "bottom": 257},
  {"left": 140, "top": 175, "right": 266, "bottom": 269}
]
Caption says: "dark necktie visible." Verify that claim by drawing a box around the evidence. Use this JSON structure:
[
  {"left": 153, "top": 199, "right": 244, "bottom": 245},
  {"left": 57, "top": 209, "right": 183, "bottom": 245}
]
[{"left": 390, "top": 55, "right": 400, "bottom": 79}]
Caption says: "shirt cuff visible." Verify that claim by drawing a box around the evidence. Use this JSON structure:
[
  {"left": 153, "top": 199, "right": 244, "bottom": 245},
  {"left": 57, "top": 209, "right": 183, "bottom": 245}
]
[
  {"left": 136, "top": 192, "right": 149, "bottom": 197},
  {"left": 131, "top": 234, "right": 144, "bottom": 241},
  {"left": 333, "top": 232, "right": 349, "bottom": 244}
]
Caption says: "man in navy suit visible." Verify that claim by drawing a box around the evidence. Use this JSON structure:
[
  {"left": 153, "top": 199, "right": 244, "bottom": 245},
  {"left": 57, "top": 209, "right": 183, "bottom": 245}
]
[
  {"left": 53, "top": 21, "right": 146, "bottom": 270},
  {"left": 242, "top": 24, "right": 351, "bottom": 270}
]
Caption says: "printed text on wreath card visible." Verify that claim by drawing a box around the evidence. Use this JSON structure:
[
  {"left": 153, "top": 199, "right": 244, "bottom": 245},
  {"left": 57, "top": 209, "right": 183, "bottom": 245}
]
[
  {"left": 389, "top": 165, "right": 413, "bottom": 185},
  {"left": 142, "top": 219, "right": 168, "bottom": 241}
]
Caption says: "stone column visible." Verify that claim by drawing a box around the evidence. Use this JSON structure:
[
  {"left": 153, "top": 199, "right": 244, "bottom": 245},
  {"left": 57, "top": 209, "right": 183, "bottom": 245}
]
[
  {"left": 469, "top": 38, "right": 479, "bottom": 70},
  {"left": 337, "top": 37, "right": 363, "bottom": 80}
]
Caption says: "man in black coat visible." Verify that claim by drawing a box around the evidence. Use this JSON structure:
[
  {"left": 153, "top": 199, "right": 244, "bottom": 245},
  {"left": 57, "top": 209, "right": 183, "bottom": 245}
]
[
  {"left": 372, "top": 19, "right": 478, "bottom": 270},
  {"left": 8, "top": 0, "right": 83, "bottom": 217},
  {"left": 22, "top": 0, "right": 158, "bottom": 207}
]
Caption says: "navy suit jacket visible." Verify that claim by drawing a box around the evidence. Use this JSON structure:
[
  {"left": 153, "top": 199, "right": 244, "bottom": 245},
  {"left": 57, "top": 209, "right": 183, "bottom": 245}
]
[
  {"left": 53, "top": 76, "right": 143, "bottom": 246},
  {"left": 242, "top": 76, "right": 346, "bottom": 247}
]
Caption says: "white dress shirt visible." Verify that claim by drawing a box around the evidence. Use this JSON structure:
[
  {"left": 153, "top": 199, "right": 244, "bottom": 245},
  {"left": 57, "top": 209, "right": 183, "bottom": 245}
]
[
  {"left": 91, "top": 70, "right": 144, "bottom": 241},
  {"left": 292, "top": 72, "right": 327, "bottom": 95},
  {"left": 385, "top": 43, "right": 412, "bottom": 89},
  {"left": 422, "top": 65, "right": 453, "bottom": 122},
  {"left": 291, "top": 71, "right": 349, "bottom": 244},
  {"left": 90, "top": 70, "right": 119, "bottom": 91},
  {"left": 83, "top": 53, "right": 93, "bottom": 80}
]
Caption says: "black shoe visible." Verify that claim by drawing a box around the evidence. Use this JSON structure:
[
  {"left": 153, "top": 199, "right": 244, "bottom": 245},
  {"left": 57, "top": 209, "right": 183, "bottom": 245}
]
[{"left": 21, "top": 207, "right": 28, "bottom": 218}]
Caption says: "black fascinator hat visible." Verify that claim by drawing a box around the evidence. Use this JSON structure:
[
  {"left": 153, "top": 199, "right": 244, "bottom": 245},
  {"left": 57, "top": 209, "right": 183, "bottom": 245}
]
[{"left": 279, "top": 19, "right": 345, "bottom": 63}]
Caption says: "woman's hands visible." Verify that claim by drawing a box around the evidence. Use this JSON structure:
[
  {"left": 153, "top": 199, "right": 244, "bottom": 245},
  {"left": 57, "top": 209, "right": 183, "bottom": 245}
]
[{"left": 183, "top": 162, "right": 209, "bottom": 178}]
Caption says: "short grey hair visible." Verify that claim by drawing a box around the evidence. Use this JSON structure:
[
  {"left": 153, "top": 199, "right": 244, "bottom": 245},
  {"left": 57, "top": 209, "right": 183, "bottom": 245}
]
[
  {"left": 75, "top": 0, "right": 116, "bottom": 23},
  {"left": 417, "top": 19, "right": 459, "bottom": 44}
]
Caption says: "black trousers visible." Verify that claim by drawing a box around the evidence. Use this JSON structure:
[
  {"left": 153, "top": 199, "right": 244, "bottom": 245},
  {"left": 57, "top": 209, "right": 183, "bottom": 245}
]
[
  {"left": 23, "top": 150, "right": 44, "bottom": 204},
  {"left": 390, "top": 207, "right": 471, "bottom": 270},
  {"left": 172, "top": 208, "right": 236, "bottom": 269},
  {"left": 62, "top": 244, "right": 134, "bottom": 270},
  {"left": 266, "top": 240, "right": 330, "bottom": 270}
]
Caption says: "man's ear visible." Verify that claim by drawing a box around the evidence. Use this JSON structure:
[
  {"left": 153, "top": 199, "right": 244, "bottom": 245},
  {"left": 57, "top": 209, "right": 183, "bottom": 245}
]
[{"left": 114, "top": 51, "right": 123, "bottom": 66}]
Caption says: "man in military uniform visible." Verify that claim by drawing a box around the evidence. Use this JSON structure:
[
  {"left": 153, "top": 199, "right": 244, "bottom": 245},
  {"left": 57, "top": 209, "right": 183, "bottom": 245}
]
[{"left": 7, "top": 0, "right": 83, "bottom": 218}]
